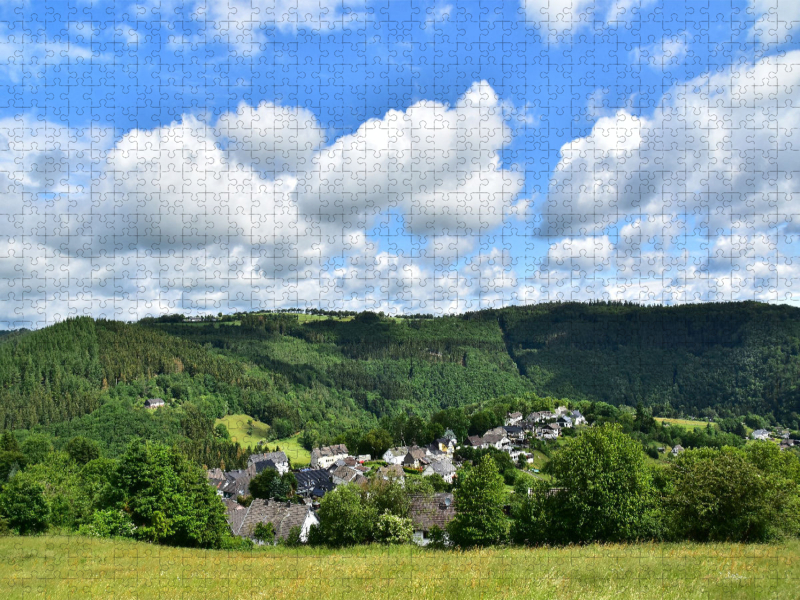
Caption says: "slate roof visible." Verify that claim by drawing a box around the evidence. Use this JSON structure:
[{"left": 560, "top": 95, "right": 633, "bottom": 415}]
[
  {"left": 311, "top": 444, "right": 349, "bottom": 460},
  {"left": 248, "top": 451, "right": 289, "bottom": 467},
  {"left": 377, "top": 464, "right": 405, "bottom": 479},
  {"left": 409, "top": 493, "right": 456, "bottom": 531},
  {"left": 295, "top": 469, "right": 334, "bottom": 494},
  {"left": 253, "top": 459, "right": 278, "bottom": 474},
  {"left": 508, "top": 412, "right": 522, "bottom": 420},
  {"left": 233, "top": 499, "right": 315, "bottom": 539},
  {"left": 466, "top": 435, "right": 483, "bottom": 447},
  {"left": 224, "top": 500, "right": 249, "bottom": 534},
  {"left": 144, "top": 398, "right": 165, "bottom": 408},
  {"left": 426, "top": 458, "right": 456, "bottom": 478},
  {"left": 385, "top": 446, "right": 408, "bottom": 459},
  {"left": 503, "top": 425, "right": 524, "bottom": 435},
  {"left": 481, "top": 433, "right": 507, "bottom": 445}
]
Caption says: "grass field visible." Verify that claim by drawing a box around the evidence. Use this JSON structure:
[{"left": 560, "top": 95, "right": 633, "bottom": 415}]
[
  {"left": 2, "top": 535, "right": 797, "bottom": 600},
  {"left": 216, "top": 414, "right": 311, "bottom": 467},
  {"left": 655, "top": 417, "right": 716, "bottom": 430},
  {"left": 216, "top": 414, "right": 271, "bottom": 448}
]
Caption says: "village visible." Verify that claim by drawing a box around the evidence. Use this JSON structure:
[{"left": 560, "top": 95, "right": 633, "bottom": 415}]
[{"left": 206, "top": 406, "right": 591, "bottom": 545}]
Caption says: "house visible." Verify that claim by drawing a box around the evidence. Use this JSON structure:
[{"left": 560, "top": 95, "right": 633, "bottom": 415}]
[
  {"left": 294, "top": 469, "right": 335, "bottom": 499},
  {"left": 442, "top": 429, "right": 457, "bottom": 444},
  {"left": 465, "top": 435, "right": 484, "bottom": 448},
  {"left": 144, "top": 398, "right": 165, "bottom": 409},
  {"left": 211, "top": 464, "right": 257, "bottom": 498},
  {"left": 503, "top": 425, "right": 525, "bottom": 442},
  {"left": 248, "top": 451, "right": 289, "bottom": 475},
  {"left": 310, "top": 444, "right": 349, "bottom": 469},
  {"left": 527, "top": 411, "right": 555, "bottom": 423},
  {"left": 505, "top": 412, "right": 523, "bottom": 426},
  {"left": 557, "top": 415, "right": 573, "bottom": 429},
  {"left": 422, "top": 457, "right": 457, "bottom": 484},
  {"left": 671, "top": 444, "right": 684, "bottom": 456},
  {"left": 331, "top": 465, "right": 367, "bottom": 486},
  {"left": 429, "top": 436, "right": 456, "bottom": 457},
  {"left": 751, "top": 429, "right": 770, "bottom": 441},
  {"left": 409, "top": 493, "right": 456, "bottom": 546},
  {"left": 356, "top": 454, "right": 371, "bottom": 463},
  {"left": 403, "top": 446, "right": 431, "bottom": 470},
  {"left": 382, "top": 446, "right": 409, "bottom": 465},
  {"left": 571, "top": 410, "right": 586, "bottom": 426},
  {"left": 377, "top": 464, "right": 405, "bottom": 483},
  {"left": 230, "top": 498, "right": 319, "bottom": 543},
  {"left": 554, "top": 406, "right": 570, "bottom": 417},
  {"left": 480, "top": 433, "right": 510, "bottom": 451}
]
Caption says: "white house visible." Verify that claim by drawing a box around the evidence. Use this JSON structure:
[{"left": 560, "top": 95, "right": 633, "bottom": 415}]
[
  {"left": 554, "top": 406, "right": 570, "bottom": 417},
  {"left": 409, "top": 493, "right": 455, "bottom": 546},
  {"left": 751, "top": 429, "right": 770, "bottom": 441},
  {"left": 480, "top": 433, "right": 511, "bottom": 451},
  {"left": 310, "top": 444, "right": 349, "bottom": 469},
  {"left": 382, "top": 446, "right": 409, "bottom": 465},
  {"left": 505, "top": 412, "right": 523, "bottom": 426},
  {"left": 570, "top": 410, "right": 586, "bottom": 426}
]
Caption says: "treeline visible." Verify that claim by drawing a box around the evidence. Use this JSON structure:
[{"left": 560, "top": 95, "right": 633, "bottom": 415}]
[
  {"left": 494, "top": 301, "right": 800, "bottom": 425},
  {"left": 305, "top": 426, "right": 800, "bottom": 547}
]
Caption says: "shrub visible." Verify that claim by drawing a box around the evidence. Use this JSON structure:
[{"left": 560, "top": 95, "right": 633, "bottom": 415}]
[
  {"left": 374, "top": 510, "right": 413, "bottom": 544},
  {"left": 253, "top": 521, "right": 276, "bottom": 544}
]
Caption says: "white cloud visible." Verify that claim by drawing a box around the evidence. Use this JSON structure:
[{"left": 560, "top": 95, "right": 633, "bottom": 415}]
[
  {"left": 633, "top": 36, "right": 688, "bottom": 69},
  {"left": 0, "top": 81, "right": 527, "bottom": 325},
  {"left": 522, "top": 0, "right": 657, "bottom": 42},
  {"left": 751, "top": 0, "right": 800, "bottom": 47}
]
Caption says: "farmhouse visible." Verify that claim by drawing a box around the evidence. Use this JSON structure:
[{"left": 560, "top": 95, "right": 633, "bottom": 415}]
[
  {"left": 382, "top": 446, "right": 409, "bottom": 465},
  {"left": 230, "top": 498, "right": 319, "bottom": 543},
  {"left": 403, "top": 446, "right": 431, "bottom": 470},
  {"left": 248, "top": 451, "right": 290, "bottom": 475},
  {"left": 751, "top": 429, "right": 770, "bottom": 441},
  {"left": 144, "top": 398, "right": 165, "bottom": 409},
  {"left": 505, "top": 412, "right": 523, "bottom": 426},
  {"left": 671, "top": 444, "right": 685, "bottom": 456},
  {"left": 571, "top": 410, "right": 586, "bottom": 425},
  {"left": 310, "top": 444, "right": 349, "bottom": 469},
  {"left": 377, "top": 464, "right": 405, "bottom": 483},
  {"left": 409, "top": 493, "right": 456, "bottom": 546},
  {"left": 331, "top": 465, "right": 367, "bottom": 486}
]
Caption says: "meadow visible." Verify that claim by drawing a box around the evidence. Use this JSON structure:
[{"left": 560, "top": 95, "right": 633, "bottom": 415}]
[
  {"left": 215, "top": 414, "right": 312, "bottom": 467},
  {"left": 655, "top": 417, "right": 716, "bottom": 430},
  {"left": 1, "top": 535, "right": 797, "bottom": 600}
]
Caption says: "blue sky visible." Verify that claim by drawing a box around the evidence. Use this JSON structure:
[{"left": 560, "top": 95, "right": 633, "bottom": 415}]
[{"left": 0, "top": 0, "right": 798, "bottom": 327}]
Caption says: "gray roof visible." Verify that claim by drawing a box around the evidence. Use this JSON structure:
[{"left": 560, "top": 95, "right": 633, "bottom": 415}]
[
  {"left": 481, "top": 433, "right": 506, "bottom": 445},
  {"left": 385, "top": 446, "right": 408, "bottom": 458},
  {"left": 409, "top": 493, "right": 456, "bottom": 531},
  {"left": 248, "top": 451, "right": 288, "bottom": 466},
  {"left": 295, "top": 469, "right": 333, "bottom": 493},
  {"left": 311, "top": 444, "right": 349, "bottom": 459},
  {"left": 233, "top": 499, "right": 315, "bottom": 540},
  {"left": 426, "top": 458, "right": 456, "bottom": 478}
]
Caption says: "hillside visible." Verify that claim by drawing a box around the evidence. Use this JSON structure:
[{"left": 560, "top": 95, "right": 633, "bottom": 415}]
[
  {"left": 2, "top": 302, "right": 800, "bottom": 451},
  {"left": 3, "top": 535, "right": 797, "bottom": 600}
]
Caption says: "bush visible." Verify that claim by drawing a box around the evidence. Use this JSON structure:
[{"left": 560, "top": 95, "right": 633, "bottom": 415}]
[
  {"left": 66, "top": 437, "right": 101, "bottom": 465},
  {"left": 313, "top": 484, "right": 376, "bottom": 546},
  {"left": 374, "top": 510, "right": 413, "bottom": 544},
  {"left": 427, "top": 525, "right": 449, "bottom": 549},
  {"left": 253, "top": 521, "right": 276, "bottom": 544},
  {"left": 0, "top": 477, "right": 50, "bottom": 535},
  {"left": 447, "top": 456, "right": 508, "bottom": 547},
  {"left": 79, "top": 508, "right": 136, "bottom": 538},
  {"left": 282, "top": 525, "right": 303, "bottom": 547}
]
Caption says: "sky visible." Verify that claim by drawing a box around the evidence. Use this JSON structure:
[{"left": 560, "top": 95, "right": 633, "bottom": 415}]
[{"left": 0, "top": 0, "right": 798, "bottom": 328}]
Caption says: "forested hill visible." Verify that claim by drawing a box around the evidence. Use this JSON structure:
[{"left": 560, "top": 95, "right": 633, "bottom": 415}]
[{"left": 2, "top": 301, "right": 800, "bottom": 442}]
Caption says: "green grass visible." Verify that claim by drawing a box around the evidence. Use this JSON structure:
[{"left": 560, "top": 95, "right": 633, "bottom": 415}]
[
  {"left": 655, "top": 417, "right": 716, "bottom": 430},
  {"left": 272, "top": 433, "right": 311, "bottom": 468},
  {"left": 216, "top": 415, "right": 311, "bottom": 467},
  {"left": 2, "top": 535, "right": 798, "bottom": 600},
  {"left": 216, "top": 413, "right": 271, "bottom": 448}
]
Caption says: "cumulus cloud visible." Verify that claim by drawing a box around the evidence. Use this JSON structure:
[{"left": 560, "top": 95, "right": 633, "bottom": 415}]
[
  {"left": 522, "top": 0, "right": 657, "bottom": 42},
  {"left": 0, "top": 81, "right": 525, "bottom": 325},
  {"left": 531, "top": 50, "right": 800, "bottom": 303}
]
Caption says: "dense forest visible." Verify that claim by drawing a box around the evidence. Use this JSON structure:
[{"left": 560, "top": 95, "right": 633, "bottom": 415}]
[{"left": 1, "top": 301, "right": 800, "bottom": 460}]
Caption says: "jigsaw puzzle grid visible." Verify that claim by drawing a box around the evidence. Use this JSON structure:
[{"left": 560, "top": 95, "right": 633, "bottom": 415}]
[
  {"left": 0, "top": 0, "right": 797, "bottom": 330},
  {"left": 1, "top": 0, "right": 799, "bottom": 595}
]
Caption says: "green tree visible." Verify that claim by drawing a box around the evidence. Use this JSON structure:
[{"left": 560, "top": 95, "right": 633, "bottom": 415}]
[
  {"left": 544, "top": 424, "right": 661, "bottom": 543},
  {"left": 110, "top": 439, "right": 229, "bottom": 548},
  {"left": 0, "top": 477, "right": 50, "bottom": 534},
  {"left": 66, "top": 436, "right": 101, "bottom": 465},
  {"left": 313, "top": 484, "right": 376, "bottom": 546},
  {"left": 447, "top": 456, "right": 508, "bottom": 547},
  {"left": 249, "top": 469, "right": 293, "bottom": 501},
  {"left": 363, "top": 476, "right": 409, "bottom": 517},
  {"left": 21, "top": 434, "right": 54, "bottom": 465},
  {"left": 0, "top": 431, "right": 20, "bottom": 453},
  {"left": 666, "top": 446, "right": 800, "bottom": 541},
  {"left": 360, "top": 428, "right": 393, "bottom": 458}
]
